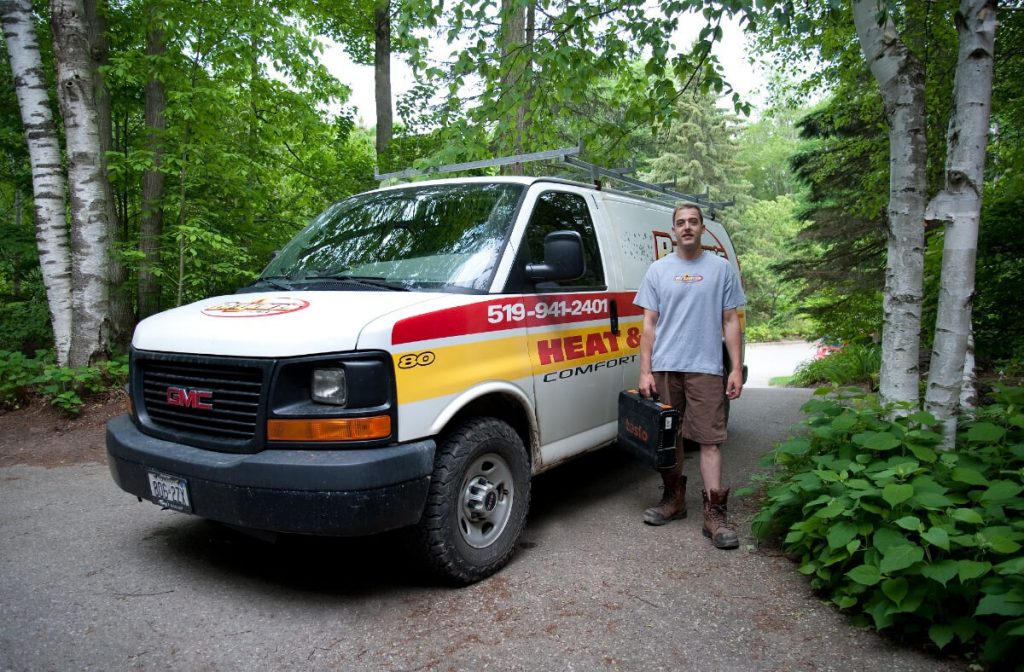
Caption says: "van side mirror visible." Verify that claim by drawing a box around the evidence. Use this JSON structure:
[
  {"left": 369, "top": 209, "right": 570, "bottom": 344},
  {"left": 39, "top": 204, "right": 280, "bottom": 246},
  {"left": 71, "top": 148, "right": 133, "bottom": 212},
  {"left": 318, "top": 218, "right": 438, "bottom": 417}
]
[{"left": 526, "top": 231, "right": 586, "bottom": 282}]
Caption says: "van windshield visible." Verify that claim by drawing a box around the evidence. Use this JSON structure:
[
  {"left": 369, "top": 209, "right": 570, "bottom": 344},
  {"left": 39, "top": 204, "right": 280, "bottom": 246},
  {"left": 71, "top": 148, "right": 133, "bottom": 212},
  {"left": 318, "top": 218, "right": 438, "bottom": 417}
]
[{"left": 259, "top": 183, "right": 524, "bottom": 293}]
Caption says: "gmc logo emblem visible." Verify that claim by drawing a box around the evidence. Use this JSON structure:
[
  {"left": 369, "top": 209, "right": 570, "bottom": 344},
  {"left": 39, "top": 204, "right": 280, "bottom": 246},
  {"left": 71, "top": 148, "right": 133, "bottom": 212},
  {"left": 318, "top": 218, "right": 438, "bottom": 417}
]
[{"left": 166, "top": 387, "right": 213, "bottom": 410}]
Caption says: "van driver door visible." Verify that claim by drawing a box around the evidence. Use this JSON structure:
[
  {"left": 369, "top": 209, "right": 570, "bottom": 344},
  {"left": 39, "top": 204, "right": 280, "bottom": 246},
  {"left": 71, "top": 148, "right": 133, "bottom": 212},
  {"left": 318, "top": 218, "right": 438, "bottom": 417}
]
[{"left": 513, "top": 189, "right": 625, "bottom": 466}]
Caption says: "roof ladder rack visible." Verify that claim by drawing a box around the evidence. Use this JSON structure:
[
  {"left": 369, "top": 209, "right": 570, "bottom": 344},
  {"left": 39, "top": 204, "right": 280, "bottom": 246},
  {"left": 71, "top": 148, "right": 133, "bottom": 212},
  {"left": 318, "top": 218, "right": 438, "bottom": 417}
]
[
  {"left": 374, "top": 146, "right": 584, "bottom": 182},
  {"left": 374, "top": 145, "right": 734, "bottom": 210}
]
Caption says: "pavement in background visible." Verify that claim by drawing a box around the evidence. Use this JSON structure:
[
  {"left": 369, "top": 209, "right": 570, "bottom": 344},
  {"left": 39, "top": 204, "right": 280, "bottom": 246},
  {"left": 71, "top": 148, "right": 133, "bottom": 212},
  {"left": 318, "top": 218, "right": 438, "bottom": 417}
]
[{"left": 745, "top": 340, "right": 818, "bottom": 387}]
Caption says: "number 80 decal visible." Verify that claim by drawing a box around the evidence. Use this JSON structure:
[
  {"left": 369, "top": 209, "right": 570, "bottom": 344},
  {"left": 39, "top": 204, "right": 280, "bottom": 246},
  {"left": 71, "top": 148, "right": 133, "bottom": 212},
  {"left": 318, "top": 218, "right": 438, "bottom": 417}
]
[{"left": 397, "top": 351, "right": 436, "bottom": 369}]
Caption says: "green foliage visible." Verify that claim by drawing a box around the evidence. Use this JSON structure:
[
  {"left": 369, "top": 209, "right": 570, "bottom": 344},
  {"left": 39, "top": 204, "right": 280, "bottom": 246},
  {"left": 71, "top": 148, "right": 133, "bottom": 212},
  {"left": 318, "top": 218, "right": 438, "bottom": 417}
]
[
  {"left": 640, "top": 88, "right": 750, "bottom": 203},
  {"left": 752, "top": 94, "right": 890, "bottom": 346},
  {"left": 753, "top": 386, "right": 1024, "bottom": 666},
  {"left": 402, "top": 0, "right": 749, "bottom": 167},
  {"left": 991, "top": 8, "right": 1024, "bottom": 182},
  {"left": 745, "top": 321, "right": 814, "bottom": 343},
  {"left": 0, "top": 351, "right": 46, "bottom": 409},
  {"left": 0, "top": 351, "right": 129, "bottom": 416},
  {"left": 98, "top": 0, "right": 379, "bottom": 310},
  {"left": 733, "top": 106, "right": 806, "bottom": 201},
  {"left": 730, "top": 195, "right": 808, "bottom": 336},
  {"left": 799, "top": 289, "right": 883, "bottom": 345},
  {"left": 790, "top": 344, "right": 881, "bottom": 389},
  {"left": 780, "top": 95, "right": 889, "bottom": 299},
  {"left": 0, "top": 275, "right": 53, "bottom": 354},
  {"left": 971, "top": 174, "right": 1024, "bottom": 365}
]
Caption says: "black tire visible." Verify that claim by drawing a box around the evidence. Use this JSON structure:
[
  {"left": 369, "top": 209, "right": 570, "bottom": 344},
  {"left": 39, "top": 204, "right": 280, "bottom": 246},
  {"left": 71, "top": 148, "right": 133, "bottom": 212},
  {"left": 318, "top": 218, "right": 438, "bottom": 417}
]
[{"left": 415, "top": 417, "right": 531, "bottom": 585}]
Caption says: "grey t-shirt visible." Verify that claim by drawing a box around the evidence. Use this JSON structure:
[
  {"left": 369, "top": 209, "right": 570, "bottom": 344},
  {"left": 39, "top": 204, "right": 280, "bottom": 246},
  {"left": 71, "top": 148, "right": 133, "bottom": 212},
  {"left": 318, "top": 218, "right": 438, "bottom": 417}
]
[{"left": 633, "top": 252, "right": 745, "bottom": 375}]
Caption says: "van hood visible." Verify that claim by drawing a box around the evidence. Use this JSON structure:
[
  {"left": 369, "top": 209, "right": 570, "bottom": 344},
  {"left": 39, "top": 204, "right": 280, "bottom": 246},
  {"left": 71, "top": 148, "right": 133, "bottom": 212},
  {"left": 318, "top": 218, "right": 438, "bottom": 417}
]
[{"left": 132, "top": 292, "right": 449, "bottom": 357}]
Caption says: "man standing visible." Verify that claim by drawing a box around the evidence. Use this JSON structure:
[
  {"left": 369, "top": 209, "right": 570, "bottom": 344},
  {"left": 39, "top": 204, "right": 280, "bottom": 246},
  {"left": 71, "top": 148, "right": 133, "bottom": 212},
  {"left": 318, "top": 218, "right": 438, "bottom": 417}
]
[{"left": 633, "top": 204, "right": 745, "bottom": 549}]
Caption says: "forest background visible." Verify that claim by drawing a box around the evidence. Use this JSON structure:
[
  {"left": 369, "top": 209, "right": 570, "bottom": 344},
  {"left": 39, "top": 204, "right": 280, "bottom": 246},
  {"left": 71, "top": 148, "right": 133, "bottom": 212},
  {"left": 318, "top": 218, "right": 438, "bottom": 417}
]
[
  {"left": 1, "top": 0, "right": 1022, "bottom": 392},
  {"left": 5, "top": 1, "right": 1024, "bottom": 661}
]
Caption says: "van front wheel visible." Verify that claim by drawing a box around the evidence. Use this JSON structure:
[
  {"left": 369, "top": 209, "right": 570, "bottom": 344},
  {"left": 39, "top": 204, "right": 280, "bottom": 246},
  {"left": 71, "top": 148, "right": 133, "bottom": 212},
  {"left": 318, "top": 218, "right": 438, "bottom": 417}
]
[{"left": 416, "top": 417, "right": 531, "bottom": 585}]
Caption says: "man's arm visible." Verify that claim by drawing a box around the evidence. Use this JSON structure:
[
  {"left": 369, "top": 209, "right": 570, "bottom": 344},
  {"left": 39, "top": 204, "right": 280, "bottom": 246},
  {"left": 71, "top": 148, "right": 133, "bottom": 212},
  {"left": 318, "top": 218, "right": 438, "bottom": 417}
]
[
  {"left": 638, "top": 308, "right": 659, "bottom": 397},
  {"left": 723, "top": 308, "right": 743, "bottom": 400}
]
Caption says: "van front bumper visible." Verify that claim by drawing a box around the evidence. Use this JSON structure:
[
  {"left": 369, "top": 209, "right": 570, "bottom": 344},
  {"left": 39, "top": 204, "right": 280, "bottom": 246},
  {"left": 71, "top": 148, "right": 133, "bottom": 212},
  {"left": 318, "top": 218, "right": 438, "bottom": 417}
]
[{"left": 106, "top": 415, "right": 435, "bottom": 536}]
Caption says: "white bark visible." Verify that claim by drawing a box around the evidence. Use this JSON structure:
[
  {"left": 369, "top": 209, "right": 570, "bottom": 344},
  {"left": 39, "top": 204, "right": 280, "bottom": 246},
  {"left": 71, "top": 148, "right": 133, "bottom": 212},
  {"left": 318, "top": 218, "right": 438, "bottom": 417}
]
[
  {"left": 960, "top": 331, "right": 977, "bottom": 413},
  {"left": 924, "top": 0, "right": 996, "bottom": 448},
  {"left": 51, "top": 0, "right": 111, "bottom": 366},
  {"left": 2, "top": 0, "right": 72, "bottom": 365},
  {"left": 851, "top": 0, "right": 927, "bottom": 411}
]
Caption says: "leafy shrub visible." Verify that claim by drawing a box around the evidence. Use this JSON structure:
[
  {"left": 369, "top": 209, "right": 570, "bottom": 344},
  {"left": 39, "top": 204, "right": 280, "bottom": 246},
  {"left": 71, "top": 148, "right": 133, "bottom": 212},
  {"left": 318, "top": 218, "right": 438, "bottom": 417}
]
[
  {"left": 752, "top": 386, "right": 1024, "bottom": 667},
  {"left": 745, "top": 317, "right": 817, "bottom": 343},
  {"left": 0, "top": 293, "right": 53, "bottom": 354},
  {"left": 746, "top": 322, "right": 786, "bottom": 342},
  {"left": 0, "top": 350, "right": 48, "bottom": 408},
  {"left": 790, "top": 343, "right": 881, "bottom": 389},
  {"left": 799, "top": 289, "right": 884, "bottom": 346},
  {"left": 0, "top": 350, "right": 129, "bottom": 416}
]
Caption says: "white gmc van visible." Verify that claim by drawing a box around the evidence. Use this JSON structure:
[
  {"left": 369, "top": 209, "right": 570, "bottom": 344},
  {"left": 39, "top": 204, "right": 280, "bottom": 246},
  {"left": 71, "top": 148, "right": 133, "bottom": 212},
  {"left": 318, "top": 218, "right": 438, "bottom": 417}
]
[{"left": 107, "top": 174, "right": 743, "bottom": 584}]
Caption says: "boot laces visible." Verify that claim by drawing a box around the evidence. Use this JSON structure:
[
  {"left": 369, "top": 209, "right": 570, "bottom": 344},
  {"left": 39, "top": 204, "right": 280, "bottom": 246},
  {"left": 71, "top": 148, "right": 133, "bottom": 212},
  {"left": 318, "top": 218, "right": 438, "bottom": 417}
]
[{"left": 709, "top": 504, "right": 733, "bottom": 531}]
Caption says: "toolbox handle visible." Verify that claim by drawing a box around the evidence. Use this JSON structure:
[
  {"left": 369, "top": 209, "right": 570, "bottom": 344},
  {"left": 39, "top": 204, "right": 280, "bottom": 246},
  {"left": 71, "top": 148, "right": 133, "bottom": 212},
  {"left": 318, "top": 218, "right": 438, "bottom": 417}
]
[{"left": 628, "top": 387, "right": 662, "bottom": 404}]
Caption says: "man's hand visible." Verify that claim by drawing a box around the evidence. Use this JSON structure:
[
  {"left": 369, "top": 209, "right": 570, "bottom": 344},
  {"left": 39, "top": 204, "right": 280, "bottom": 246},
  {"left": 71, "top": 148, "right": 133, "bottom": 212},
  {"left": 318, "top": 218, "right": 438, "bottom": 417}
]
[
  {"left": 726, "top": 368, "right": 743, "bottom": 400},
  {"left": 639, "top": 372, "right": 658, "bottom": 398},
  {"left": 722, "top": 307, "right": 743, "bottom": 401}
]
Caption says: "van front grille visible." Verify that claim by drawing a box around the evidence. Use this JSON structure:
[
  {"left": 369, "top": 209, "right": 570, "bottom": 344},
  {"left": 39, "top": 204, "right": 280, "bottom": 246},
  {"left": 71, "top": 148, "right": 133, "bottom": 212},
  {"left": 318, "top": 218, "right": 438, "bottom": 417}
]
[{"left": 140, "top": 360, "right": 264, "bottom": 441}]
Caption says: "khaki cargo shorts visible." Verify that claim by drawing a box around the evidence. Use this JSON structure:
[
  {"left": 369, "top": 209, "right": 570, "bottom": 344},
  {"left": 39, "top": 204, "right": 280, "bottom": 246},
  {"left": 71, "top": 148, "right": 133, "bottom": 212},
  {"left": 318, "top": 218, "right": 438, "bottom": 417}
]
[{"left": 654, "top": 371, "right": 727, "bottom": 446}]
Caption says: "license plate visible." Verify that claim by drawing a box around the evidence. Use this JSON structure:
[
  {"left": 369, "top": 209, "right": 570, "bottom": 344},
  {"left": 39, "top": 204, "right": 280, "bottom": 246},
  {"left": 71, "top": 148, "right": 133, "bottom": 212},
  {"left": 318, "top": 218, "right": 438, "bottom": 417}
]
[{"left": 147, "top": 470, "right": 192, "bottom": 513}]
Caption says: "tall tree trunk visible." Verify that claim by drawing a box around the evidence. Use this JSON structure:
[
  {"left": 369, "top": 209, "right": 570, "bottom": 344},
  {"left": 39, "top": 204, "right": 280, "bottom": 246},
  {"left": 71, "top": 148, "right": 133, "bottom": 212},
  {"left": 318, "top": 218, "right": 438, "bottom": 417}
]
[
  {"left": 138, "top": 13, "right": 166, "bottom": 320},
  {"left": 84, "top": 0, "right": 132, "bottom": 350},
  {"left": 175, "top": 137, "right": 189, "bottom": 307},
  {"left": 499, "top": 0, "right": 526, "bottom": 174},
  {"left": 852, "top": 0, "right": 927, "bottom": 411},
  {"left": 373, "top": 0, "right": 392, "bottom": 165},
  {"left": 51, "top": 0, "right": 112, "bottom": 366},
  {"left": 924, "top": 0, "right": 996, "bottom": 447},
  {"left": 2, "top": 0, "right": 73, "bottom": 365}
]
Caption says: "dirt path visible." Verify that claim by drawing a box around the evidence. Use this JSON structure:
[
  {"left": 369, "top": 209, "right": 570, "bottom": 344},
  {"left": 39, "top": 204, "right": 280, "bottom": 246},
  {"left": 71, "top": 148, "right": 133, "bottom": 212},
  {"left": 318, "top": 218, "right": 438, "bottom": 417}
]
[{"left": 0, "top": 393, "right": 126, "bottom": 469}]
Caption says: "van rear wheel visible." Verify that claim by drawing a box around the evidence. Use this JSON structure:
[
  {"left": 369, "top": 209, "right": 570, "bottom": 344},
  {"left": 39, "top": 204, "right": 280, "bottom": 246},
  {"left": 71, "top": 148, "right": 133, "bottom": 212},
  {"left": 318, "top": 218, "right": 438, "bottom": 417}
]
[{"left": 416, "top": 417, "right": 530, "bottom": 585}]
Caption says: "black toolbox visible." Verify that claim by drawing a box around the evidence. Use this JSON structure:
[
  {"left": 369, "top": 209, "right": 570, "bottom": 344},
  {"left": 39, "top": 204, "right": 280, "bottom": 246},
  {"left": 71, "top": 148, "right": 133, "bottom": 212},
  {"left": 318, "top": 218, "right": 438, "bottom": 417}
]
[{"left": 617, "top": 389, "right": 679, "bottom": 470}]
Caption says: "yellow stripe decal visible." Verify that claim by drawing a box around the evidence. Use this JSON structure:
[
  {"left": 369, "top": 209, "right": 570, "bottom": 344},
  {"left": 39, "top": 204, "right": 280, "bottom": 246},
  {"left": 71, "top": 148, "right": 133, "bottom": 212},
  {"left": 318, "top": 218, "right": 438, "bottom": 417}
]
[{"left": 394, "top": 320, "right": 644, "bottom": 404}]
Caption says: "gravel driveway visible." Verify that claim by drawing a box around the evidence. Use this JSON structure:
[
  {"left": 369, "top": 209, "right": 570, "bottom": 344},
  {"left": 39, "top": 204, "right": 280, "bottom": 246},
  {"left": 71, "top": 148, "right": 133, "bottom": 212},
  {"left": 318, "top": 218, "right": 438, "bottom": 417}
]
[{"left": 0, "top": 345, "right": 962, "bottom": 671}]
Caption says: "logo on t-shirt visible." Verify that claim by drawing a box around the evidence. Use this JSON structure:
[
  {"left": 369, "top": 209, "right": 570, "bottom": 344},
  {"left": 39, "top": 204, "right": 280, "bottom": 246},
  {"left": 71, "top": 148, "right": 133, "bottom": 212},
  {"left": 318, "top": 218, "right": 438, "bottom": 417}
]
[{"left": 674, "top": 273, "right": 704, "bottom": 283}]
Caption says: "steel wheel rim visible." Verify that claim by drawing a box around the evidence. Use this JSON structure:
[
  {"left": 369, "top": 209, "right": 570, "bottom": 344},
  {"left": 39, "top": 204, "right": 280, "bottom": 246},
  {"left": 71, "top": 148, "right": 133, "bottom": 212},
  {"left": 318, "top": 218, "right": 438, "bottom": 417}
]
[{"left": 458, "top": 452, "right": 515, "bottom": 549}]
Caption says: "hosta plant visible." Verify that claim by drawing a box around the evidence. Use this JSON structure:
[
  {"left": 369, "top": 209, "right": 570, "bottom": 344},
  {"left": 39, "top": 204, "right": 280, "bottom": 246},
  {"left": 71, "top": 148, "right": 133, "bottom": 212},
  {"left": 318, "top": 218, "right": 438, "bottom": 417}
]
[{"left": 752, "top": 385, "right": 1024, "bottom": 667}]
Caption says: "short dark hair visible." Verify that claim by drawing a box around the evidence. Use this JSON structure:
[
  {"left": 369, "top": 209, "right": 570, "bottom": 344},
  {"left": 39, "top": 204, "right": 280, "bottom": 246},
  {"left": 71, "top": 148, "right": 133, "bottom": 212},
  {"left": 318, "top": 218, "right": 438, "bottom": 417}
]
[{"left": 672, "top": 203, "right": 703, "bottom": 225}]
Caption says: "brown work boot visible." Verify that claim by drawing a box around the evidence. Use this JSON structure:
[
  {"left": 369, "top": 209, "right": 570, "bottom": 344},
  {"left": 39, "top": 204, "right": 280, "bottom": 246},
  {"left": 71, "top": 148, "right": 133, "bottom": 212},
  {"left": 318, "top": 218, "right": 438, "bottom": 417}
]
[
  {"left": 702, "top": 488, "right": 739, "bottom": 549},
  {"left": 643, "top": 472, "right": 687, "bottom": 525}
]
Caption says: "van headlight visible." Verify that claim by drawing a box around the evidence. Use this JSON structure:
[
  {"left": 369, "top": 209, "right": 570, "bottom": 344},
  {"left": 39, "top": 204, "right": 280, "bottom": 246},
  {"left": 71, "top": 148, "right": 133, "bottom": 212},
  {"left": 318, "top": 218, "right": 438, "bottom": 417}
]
[{"left": 311, "top": 368, "right": 348, "bottom": 405}]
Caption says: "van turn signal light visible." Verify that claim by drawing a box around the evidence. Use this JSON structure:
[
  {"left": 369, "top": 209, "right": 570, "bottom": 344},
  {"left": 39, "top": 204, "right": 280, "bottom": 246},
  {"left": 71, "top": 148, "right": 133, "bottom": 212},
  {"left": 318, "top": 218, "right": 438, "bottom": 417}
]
[{"left": 267, "top": 416, "right": 392, "bottom": 442}]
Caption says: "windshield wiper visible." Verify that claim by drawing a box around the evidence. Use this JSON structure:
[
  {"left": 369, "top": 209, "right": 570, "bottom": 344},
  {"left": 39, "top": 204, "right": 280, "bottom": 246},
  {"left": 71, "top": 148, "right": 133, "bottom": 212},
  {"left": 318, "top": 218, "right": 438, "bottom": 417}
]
[
  {"left": 304, "top": 273, "right": 409, "bottom": 291},
  {"left": 248, "top": 276, "right": 295, "bottom": 290}
]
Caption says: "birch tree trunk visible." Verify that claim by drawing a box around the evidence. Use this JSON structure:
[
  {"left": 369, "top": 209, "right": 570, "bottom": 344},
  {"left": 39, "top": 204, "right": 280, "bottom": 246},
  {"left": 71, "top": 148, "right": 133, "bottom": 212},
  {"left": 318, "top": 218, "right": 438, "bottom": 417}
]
[
  {"left": 2, "top": 0, "right": 73, "bottom": 365},
  {"left": 924, "top": 0, "right": 996, "bottom": 447},
  {"left": 84, "top": 0, "right": 132, "bottom": 350},
  {"left": 51, "top": 0, "right": 112, "bottom": 367},
  {"left": 373, "top": 0, "right": 392, "bottom": 163},
  {"left": 851, "top": 0, "right": 928, "bottom": 411}
]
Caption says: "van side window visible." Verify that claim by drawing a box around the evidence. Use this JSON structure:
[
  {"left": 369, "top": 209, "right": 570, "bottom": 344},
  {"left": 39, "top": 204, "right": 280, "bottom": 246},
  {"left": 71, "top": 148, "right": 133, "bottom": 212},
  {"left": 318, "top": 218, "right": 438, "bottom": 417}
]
[{"left": 524, "top": 191, "right": 606, "bottom": 290}]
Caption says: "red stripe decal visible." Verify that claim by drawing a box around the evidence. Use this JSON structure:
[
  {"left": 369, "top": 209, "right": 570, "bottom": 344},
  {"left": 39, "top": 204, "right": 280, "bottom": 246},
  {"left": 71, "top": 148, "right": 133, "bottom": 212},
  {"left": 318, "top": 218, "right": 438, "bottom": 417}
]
[{"left": 392, "top": 291, "right": 644, "bottom": 345}]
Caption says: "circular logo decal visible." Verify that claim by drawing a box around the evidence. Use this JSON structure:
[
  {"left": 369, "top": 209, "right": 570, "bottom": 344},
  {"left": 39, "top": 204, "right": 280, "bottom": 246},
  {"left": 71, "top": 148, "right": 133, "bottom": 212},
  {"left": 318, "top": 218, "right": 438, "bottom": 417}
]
[{"left": 201, "top": 297, "right": 310, "bottom": 318}]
